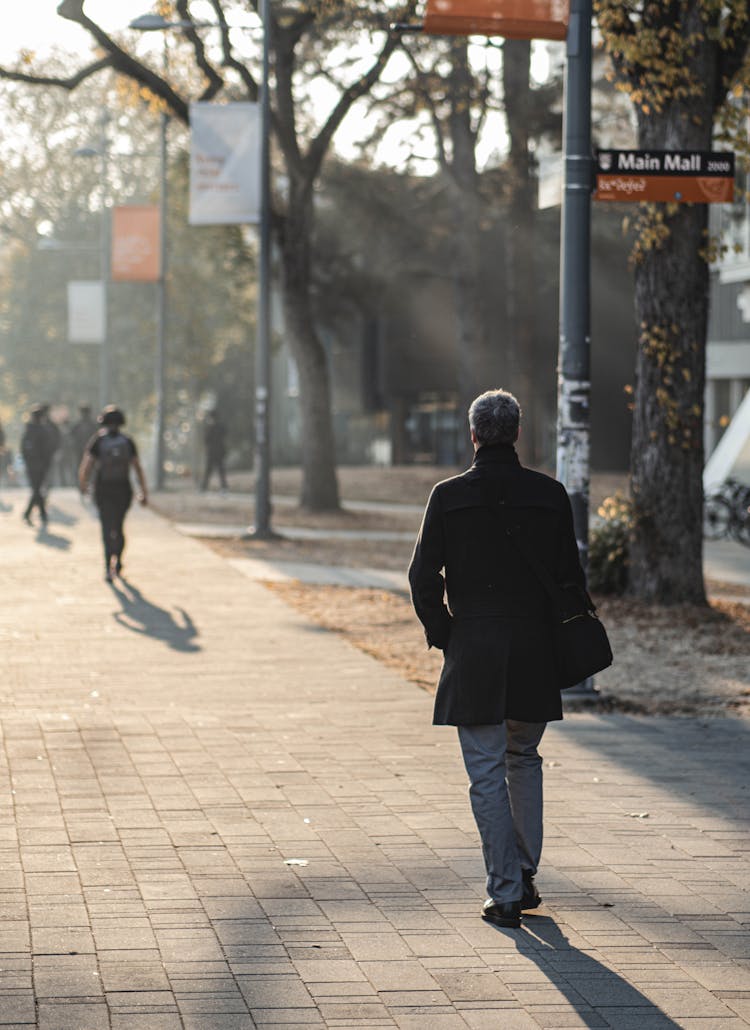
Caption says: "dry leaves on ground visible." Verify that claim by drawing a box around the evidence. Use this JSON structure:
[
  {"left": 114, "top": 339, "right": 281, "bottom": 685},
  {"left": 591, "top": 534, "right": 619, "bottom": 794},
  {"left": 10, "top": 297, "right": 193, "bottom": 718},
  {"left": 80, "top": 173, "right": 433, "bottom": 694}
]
[{"left": 263, "top": 582, "right": 750, "bottom": 718}]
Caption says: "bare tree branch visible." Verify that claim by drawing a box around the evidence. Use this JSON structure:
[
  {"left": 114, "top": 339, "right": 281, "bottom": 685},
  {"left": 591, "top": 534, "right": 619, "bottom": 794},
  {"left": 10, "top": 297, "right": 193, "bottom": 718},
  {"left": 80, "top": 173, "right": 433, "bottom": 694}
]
[
  {"left": 0, "top": 56, "right": 111, "bottom": 90},
  {"left": 207, "top": 0, "right": 259, "bottom": 99},
  {"left": 305, "top": 7, "right": 415, "bottom": 186},
  {"left": 55, "top": 0, "right": 190, "bottom": 121},
  {"left": 175, "top": 0, "right": 225, "bottom": 102},
  {"left": 400, "top": 45, "right": 448, "bottom": 171}
]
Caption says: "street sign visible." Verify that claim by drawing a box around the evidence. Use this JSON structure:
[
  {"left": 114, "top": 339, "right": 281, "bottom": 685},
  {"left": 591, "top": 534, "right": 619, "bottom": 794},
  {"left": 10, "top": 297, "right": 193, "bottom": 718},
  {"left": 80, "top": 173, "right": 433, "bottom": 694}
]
[
  {"left": 423, "top": 0, "right": 569, "bottom": 40},
  {"left": 595, "top": 149, "right": 734, "bottom": 203}
]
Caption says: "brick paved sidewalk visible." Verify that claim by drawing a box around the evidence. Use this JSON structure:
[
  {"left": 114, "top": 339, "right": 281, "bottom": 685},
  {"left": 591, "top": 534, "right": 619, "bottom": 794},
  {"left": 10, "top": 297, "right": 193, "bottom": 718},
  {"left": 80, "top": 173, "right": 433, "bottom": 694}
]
[{"left": 1, "top": 488, "right": 749, "bottom": 1030}]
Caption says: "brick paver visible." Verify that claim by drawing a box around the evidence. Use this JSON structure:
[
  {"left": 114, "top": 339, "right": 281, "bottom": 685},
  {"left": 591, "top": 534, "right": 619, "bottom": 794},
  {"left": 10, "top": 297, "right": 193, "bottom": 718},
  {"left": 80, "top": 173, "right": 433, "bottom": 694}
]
[{"left": 1, "top": 488, "right": 749, "bottom": 1028}]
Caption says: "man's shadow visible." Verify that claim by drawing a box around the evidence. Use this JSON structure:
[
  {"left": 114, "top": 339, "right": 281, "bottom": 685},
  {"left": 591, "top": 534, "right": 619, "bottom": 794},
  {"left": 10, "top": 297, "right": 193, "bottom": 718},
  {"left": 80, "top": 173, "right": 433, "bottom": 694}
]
[
  {"left": 36, "top": 523, "right": 71, "bottom": 550},
  {"left": 489, "top": 914, "right": 681, "bottom": 1028},
  {"left": 109, "top": 577, "right": 201, "bottom": 653}
]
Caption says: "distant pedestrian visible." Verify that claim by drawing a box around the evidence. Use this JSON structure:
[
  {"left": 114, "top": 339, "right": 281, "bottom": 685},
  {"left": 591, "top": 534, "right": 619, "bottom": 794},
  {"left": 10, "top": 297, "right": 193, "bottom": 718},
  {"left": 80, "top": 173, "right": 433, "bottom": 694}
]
[
  {"left": 39, "top": 404, "right": 61, "bottom": 486},
  {"left": 54, "top": 416, "right": 77, "bottom": 487},
  {"left": 0, "top": 419, "right": 5, "bottom": 485},
  {"left": 21, "top": 405, "right": 54, "bottom": 526},
  {"left": 409, "top": 388, "right": 586, "bottom": 929},
  {"left": 201, "top": 410, "right": 228, "bottom": 492},
  {"left": 78, "top": 406, "right": 148, "bottom": 582},
  {"left": 70, "top": 404, "right": 97, "bottom": 468}
]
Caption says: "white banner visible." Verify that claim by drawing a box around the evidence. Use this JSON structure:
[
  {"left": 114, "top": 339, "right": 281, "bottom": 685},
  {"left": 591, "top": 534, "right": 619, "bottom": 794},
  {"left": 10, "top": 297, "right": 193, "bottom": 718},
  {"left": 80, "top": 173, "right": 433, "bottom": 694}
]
[
  {"left": 68, "top": 280, "right": 105, "bottom": 343},
  {"left": 189, "top": 102, "right": 260, "bottom": 225}
]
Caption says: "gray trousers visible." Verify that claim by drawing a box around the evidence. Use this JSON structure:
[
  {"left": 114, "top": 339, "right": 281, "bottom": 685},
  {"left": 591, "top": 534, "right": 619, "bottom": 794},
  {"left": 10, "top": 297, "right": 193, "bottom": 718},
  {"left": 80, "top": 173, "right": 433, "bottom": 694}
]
[{"left": 458, "top": 721, "right": 546, "bottom": 904}]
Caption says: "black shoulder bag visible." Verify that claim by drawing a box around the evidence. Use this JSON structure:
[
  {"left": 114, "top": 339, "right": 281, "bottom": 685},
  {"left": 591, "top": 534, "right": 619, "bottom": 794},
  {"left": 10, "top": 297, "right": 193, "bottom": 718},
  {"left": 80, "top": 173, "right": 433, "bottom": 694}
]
[{"left": 498, "top": 509, "right": 613, "bottom": 689}]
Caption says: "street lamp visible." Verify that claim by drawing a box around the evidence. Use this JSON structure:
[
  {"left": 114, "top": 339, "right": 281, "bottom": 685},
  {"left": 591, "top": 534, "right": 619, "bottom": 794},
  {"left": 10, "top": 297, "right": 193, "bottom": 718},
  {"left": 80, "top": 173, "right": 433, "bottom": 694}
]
[
  {"left": 74, "top": 112, "right": 111, "bottom": 408},
  {"left": 128, "top": 13, "right": 191, "bottom": 492},
  {"left": 130, "top": 7, "right": 274, "bottom": 535}
]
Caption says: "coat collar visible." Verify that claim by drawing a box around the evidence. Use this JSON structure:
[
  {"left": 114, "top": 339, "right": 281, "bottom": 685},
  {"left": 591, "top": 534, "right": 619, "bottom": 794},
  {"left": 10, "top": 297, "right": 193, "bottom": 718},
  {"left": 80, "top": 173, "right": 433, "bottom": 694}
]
[{"left": 471, "top": 443, "right": 520, "bottom": 469}]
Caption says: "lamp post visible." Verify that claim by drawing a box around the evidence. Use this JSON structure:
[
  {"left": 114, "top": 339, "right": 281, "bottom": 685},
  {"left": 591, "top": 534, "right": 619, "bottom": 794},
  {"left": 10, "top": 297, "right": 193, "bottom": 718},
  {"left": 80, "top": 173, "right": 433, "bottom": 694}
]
[
  {"left": 556, "top": 0, "right": 597, "bottom": 698},
  {"left": 129, "top": 13, "right": 189, "bottom": 491},
  {"left": 130, "top": 11, "right": 274, "bottom": 533},
  {"left": 74, "top": 111, "right": 110, "bottom": 408},
  {"left": 253, "top": 0, "right": 273, "bottom": 538}
]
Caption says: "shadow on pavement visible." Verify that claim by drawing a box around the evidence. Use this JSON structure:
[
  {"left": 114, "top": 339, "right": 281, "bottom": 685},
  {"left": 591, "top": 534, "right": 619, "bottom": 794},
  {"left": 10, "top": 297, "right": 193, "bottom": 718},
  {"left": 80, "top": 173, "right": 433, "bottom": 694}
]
[
  {"left": 556, "top": 715, "right": 750, "bottom": 829},
  {"left": 513, "top": 915, "right": 680, "bottom": 1028},
  {"left": 0, "top": 498, "right": 12, "bottom": 513},
  {"left": 110, "top": 577, "right": 201, "bottom": 652},
  {"left": 45, "top": 502, "right": 79, "bottom": 526},
  {"left": 35, "top": 524, "right": 71, "bottom": 550}
]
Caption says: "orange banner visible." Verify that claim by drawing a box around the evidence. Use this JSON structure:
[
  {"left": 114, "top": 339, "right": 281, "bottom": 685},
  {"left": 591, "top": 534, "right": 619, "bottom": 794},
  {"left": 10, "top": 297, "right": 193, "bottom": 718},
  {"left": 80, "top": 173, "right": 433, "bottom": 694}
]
[
  {"left": 595, "top": 175, "right": 734, "bottom": 204},
  {"left": 423, "top": 0, "right": 569, "bottom": 39},
  {"left": 111, "top": 205, "right": 161, "bottom": 282}
]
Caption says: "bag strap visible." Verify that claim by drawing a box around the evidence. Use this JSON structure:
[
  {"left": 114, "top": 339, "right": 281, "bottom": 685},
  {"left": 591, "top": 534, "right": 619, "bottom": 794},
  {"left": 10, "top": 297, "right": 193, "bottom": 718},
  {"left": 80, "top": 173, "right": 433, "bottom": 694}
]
[{"left": 482, "top": 483, "right": 593, "bottom": 617}]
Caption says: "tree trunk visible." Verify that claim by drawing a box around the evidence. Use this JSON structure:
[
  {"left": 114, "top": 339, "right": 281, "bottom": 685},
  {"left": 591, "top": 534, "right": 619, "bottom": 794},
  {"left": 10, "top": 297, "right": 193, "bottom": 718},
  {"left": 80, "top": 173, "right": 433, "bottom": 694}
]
[
  {"left": 629, "top": 95, "right": 714, "bottom": 604},
  {"left": 503, "top": 39, "right": 537, "bottom": 465},
  {"left": 280, "top": 198, "right": 340, "bottom": 511},
  {"left": 447, "top": 41, "right": 493, "bottom": 450}
]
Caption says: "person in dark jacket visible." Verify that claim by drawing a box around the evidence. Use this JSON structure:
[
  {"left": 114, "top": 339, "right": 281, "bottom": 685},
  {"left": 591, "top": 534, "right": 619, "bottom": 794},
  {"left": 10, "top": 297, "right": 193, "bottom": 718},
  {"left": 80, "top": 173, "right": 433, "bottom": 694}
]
[
  {"left": 409, "top": 388, "right": 585, "bottom": 930},
  {"left": 39, "top": 404, "right": 61, "bottom": 486},
  {"left": 21, "top": 405, "right": 54, "bottom": 526},
  {"left": 79, "top": 406, "right": 148, "bottom": 582},
  {"left": 201, "top": 410, "right": 228, "bottom": 492}
]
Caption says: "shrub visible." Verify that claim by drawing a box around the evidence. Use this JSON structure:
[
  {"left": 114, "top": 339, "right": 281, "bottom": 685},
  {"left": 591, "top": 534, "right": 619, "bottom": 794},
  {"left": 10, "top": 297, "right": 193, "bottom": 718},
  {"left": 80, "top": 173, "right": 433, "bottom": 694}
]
[{"left": 588, "top": 492, "right": 632, "bottom": 595}]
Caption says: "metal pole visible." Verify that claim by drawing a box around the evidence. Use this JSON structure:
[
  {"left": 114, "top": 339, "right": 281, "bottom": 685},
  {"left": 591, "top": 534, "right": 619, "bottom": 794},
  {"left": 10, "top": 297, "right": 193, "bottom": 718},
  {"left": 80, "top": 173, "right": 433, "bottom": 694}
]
[
  {"left": 251, "top": 0, "right": 274, "bottom": 537},
  {"left": 556, "top": 0, "right": 597, "bottom": 697},
  {"left": 99, "top": 114, "right": 111, "bottom": 408},
  {"left": 154, "top": 39, "right": 169, "bottom": 491},
  {"left": 154, "top": 109, "right": 168, "bottom": 490}
]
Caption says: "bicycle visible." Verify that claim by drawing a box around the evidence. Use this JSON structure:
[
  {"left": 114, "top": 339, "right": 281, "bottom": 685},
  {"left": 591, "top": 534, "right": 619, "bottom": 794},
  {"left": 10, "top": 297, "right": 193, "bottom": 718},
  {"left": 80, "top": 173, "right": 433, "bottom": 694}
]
[{"left": 703, "top": 477, "right": 750, "bottom": 546}]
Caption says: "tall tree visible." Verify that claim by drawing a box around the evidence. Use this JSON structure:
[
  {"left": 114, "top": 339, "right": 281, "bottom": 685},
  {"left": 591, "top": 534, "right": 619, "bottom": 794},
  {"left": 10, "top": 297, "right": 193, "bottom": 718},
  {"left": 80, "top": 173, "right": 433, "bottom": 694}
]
[
  {"left": 374, "top": 34, "right": 560, "bottom": 464},
  {"left": 596, "top": 1, "right": 750, "bottom": 603},
  {"left": 0, "top": 0, "right": 413, "bottom": 510}
]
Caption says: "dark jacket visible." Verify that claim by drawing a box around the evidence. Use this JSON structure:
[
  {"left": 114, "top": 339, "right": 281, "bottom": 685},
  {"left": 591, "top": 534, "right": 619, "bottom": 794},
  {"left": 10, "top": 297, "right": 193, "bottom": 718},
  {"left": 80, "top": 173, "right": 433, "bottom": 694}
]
[
  {"left": 204, "top": 417, "right": 227, "bottom": 459},
  {"left": 21, "top": 422, "right": 53, "bottom": 474},
  {"left": 408, "top": 443, "right": 586, "bottom": 726}
]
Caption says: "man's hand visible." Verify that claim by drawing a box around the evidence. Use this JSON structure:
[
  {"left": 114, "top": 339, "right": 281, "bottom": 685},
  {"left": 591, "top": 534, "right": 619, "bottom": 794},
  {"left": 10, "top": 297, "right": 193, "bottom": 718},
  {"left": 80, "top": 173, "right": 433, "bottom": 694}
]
[{"left": 138, "top": 492, "right": 148, "bottom": 506}]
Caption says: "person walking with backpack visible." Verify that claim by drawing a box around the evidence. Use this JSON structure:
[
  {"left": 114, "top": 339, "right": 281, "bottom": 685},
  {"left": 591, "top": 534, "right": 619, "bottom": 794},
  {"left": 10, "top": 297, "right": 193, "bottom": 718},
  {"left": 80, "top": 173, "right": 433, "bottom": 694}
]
[
  {"left": 78, "top": 406, "right": 148, "bottom": 582},
  {"left": 21, "top": 404, "right": 55, "bottom": 526}
]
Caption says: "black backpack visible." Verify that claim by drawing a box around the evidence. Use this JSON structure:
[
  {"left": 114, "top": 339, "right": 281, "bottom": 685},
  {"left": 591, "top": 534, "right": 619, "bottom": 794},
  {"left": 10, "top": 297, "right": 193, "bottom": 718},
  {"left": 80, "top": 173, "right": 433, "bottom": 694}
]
[{"left": 97, "top": 432, "right": 131, "bottom": 484}]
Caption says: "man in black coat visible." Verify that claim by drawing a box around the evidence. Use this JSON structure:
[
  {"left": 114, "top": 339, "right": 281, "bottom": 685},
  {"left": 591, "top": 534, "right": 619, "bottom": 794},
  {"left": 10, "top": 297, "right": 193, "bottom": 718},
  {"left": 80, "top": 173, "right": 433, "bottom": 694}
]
[{"left": 409, "top": 389, "right": 586, "bottom": 929}]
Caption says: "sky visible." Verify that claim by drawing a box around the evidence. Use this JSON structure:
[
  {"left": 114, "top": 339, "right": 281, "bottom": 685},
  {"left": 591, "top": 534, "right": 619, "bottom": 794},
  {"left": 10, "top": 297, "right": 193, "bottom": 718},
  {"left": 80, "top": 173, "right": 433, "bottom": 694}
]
[{"left": 0, "top": 0, "right": 221, "bottom": 62}]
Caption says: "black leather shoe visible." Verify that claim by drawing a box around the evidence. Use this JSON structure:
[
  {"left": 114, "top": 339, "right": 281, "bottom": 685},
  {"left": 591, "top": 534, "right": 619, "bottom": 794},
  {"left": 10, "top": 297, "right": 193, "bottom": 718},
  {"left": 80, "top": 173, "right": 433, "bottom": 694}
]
[
  {"left": 521, "top": 869, "right": 542, "bottom": 910},
  {"left": 481, "top": 899, "right": 521, "bottom": 928}
]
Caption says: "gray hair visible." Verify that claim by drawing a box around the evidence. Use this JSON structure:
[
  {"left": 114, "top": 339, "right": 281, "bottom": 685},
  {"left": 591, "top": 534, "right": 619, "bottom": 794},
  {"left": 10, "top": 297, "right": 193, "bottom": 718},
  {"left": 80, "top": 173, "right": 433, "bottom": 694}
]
[{"left": 468, "top": 389, "right": 521, "bottom": 446}]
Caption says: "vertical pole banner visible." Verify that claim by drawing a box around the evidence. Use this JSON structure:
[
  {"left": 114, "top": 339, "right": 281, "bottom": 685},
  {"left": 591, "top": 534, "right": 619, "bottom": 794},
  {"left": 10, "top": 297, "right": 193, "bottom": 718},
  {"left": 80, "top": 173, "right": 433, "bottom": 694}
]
[
  {"left": 189, "top": 102, "right": 261, "bottom": 225},
  {"left": 111, "top": 206, "right": 161, "bottom": 281},
  {"left": 68, "top": 281, "right": 105, "bottom": 343}
]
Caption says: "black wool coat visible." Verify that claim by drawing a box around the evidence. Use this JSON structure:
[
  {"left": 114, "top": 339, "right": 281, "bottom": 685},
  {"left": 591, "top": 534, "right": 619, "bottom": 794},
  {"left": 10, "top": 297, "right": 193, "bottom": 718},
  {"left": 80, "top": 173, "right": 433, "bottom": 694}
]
[{"left": 408, "top": 443, "right": 586, "bottom": 726}]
